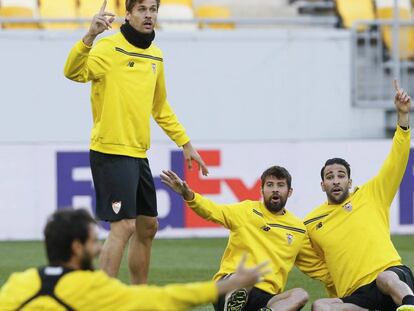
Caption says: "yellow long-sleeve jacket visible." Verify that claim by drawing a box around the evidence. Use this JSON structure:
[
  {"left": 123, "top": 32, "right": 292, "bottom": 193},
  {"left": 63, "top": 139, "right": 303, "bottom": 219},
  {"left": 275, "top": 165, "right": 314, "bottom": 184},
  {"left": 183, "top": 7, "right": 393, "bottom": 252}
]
[
  {"left": 0, "top": 268, "right": 217, "bottom": 310},
  {"left": 64, "top": 33, "right": 190, "bottom": 158},
  {"left": 304, "top": 126, "right": 411, "bottom": 297},
  {"left": 186, "top": 194, "right": 335, "bottom": 296}
]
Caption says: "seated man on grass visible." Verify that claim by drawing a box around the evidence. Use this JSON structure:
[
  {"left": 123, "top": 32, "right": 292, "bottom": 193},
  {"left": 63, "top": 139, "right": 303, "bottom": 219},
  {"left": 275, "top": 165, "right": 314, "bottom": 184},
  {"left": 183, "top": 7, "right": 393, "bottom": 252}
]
[
  {"left": 161, "top": 165, "right": 335, "bottom": 311},
  {"left": 0, "top": 208, "right": 270, "bottom": 311}
]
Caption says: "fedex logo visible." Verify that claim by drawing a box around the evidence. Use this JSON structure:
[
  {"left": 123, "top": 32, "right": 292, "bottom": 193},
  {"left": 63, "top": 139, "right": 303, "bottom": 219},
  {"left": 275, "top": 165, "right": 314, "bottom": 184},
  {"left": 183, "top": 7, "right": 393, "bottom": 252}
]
[
  {"left": 57, "top": 150, "right": 261, "bottom": 230},
  {"left": 399, "top": 148, "right": 414, "bottom": 225}
]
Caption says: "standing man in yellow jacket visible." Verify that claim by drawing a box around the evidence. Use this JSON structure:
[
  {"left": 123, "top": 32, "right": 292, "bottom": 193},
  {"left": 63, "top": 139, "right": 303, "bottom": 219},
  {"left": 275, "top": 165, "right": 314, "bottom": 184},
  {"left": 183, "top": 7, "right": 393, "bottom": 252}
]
[
  {"left": 161, "top": 165, "right": 335, "bottom": 311},
  {"left": 64, "top": 0, "right": 208, "bottom": 285},
  {"left": 0, "top": 208, "right": 270, "bottom": 311},
  {"left": 307, "top": 81, "right": 414, "bottom": 311}
]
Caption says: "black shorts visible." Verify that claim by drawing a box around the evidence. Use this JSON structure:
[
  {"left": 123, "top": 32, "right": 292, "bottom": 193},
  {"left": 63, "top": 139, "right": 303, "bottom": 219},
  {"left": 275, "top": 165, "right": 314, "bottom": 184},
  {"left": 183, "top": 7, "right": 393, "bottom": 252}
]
[
  {"left": 341, "top": 265, "right": 414, "bottom": 311},
  {"left": 90, "top": 150, "right": 157, "bottom": 222},
  {"left": 214, "top": 282, "right": 274, "bottom": 311}
]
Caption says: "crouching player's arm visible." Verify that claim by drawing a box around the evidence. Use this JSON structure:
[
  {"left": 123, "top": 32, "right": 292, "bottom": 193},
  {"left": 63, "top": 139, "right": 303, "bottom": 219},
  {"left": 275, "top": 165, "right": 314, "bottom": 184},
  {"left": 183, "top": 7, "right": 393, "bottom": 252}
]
[
  {"left": 160, "top": 169, "right": 243, "bottom": 229},
  {"left": 295, "top": 234, "right": 337, "bottom": 298},
  {"left": 93, "top": 255, "right": 270, "bottom": 311}
]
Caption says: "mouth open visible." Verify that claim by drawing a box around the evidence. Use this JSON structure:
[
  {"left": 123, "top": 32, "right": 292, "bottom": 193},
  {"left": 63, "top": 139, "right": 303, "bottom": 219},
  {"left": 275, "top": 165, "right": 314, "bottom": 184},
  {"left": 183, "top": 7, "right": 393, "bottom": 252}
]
[
  {"left": 143, "top": 21, "right": 153, "bottom": 29},
  {"left": 271, "top": 195, "right": 280, "bottom": 204},
  {"left": 331, "top": 188, "right": 342, "bottom": 195}
]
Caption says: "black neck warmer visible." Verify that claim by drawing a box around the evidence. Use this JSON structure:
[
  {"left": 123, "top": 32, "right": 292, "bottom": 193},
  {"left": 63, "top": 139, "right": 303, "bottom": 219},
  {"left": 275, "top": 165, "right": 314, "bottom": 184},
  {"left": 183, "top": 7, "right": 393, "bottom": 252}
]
[{"left": 120, "top": 20, "right": 155, "bottom": 49}]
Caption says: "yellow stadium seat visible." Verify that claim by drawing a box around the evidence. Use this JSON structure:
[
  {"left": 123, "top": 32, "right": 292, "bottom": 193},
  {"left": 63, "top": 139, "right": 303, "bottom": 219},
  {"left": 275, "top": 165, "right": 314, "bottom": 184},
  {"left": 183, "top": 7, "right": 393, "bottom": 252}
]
[
  {"left": 38, "top": 0, "right": 78, "bottom": 29},
  {"left": 0, "top": 6, "right": 38, "bottom": 29},
  {"left": 157, "top": 4, "right": 196, "bottom": 30},
  {"left": 1, "top": 0, "right": 37, "bottom": 10},
  {"left": 115, "top": 0, "right": 126, "bottom": 17},
  {"left": 195, "top": 5, "right": 234, "bottom": 30},
  {"left": 115, "top": 0, "right": 192, "bottom": 16},
  {"left": 335, "top": 0, "right": 375, "bottom": 31},
  {"left": 79, "top": 0, "right": 117, "bottom": 16},
  {"left": 161, "top": 0, "right": 192, "bottom": 7},
  {"left": 376, "top": 0, "right": 414, "bottom": 60},
  {"left": 78, "top": 0, "right": 117, "bottom": 28}
]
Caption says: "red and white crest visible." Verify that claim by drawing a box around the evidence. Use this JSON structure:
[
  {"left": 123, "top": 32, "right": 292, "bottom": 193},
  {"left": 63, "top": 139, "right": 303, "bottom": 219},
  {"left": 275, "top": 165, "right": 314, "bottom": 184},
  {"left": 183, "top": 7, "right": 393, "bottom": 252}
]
[{"left": 112, "top": 201, "right": 122, "bottom": 214}]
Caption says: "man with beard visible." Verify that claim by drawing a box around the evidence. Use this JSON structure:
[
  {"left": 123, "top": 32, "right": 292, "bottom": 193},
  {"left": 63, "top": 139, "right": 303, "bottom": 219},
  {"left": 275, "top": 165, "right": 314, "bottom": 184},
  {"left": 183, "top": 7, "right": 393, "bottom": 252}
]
[
  {"left": 63, "top": 0, "right": 208, "bottom": 285},
  {"left": 161, "top": 166, "right": 335, "bottom": 311},
  {"left": 307, "top": 80, "right": 414, "bottom": 311},
  {"left": 0, "top": 208, "right": 271, "bottom": 310}
]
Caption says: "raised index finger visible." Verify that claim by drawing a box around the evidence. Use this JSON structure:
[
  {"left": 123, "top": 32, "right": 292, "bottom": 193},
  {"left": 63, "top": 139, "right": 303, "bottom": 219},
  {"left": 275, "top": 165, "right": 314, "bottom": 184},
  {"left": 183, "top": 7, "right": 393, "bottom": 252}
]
[
  {"left": 393, "top": 79, "right": 400, "bottom": 93},
  {"left": 99, "top": 0, "right": 107, "bottom": 14}
]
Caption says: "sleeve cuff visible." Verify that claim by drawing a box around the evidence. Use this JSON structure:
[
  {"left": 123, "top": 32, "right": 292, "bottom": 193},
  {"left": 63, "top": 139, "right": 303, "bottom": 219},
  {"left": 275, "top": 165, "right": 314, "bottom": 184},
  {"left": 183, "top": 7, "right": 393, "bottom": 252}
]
[
  {"left": 184, "top": 192, "right": 199, "bottom": 204},
  {"left": 206, "top": 281, "right": 219, "bottom": 303},
  {"left": 398, "top": 125, "right": 410, "bottom": 131},
  {"left": 77, "top": 39, "right": 93, "bottom": 52},
  {"left": 175, "top": 135, "right": 190, "bottom": 148},
  {"left": 397, "top": 124, "right": 411, "bottom": 135}
]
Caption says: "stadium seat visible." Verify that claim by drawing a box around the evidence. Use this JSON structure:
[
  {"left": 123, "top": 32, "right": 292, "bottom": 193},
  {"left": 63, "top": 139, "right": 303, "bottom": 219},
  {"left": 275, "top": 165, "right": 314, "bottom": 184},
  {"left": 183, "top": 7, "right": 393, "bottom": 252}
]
[
  {"left": 38, "top": 0, "right": 78, "bottom": 29},
  {"left": 376, "top": 0, "right": 414, "bottom": 60},
  {"left": 195, "top": 5, "right": 234, "bottom": 30},
  {"left": 0, "top": 6, "right": 37, "bottom": 29},
  {"left": 0, "top": 0, "right": 38, "bottom": 29},
  {"left": 157, "top": 4, "right": 197, "bottom": 30},
  {"left": 335, "top": 0, "right": 375, "bottom": 31},
  {"left": 115, "top": 0, "right": 125, "bottom": 18},
  {"left": 78, "top": 0, "right": 117, "bottom": 28},
  {"left": 0, "top": 0, "right": 37, "bottom": 10},
  {"left": 162, "top": 0, "right": 192, "bottom": 6},
  {"left": 115, "top": 0, "right": 192, "bottom": 15}
]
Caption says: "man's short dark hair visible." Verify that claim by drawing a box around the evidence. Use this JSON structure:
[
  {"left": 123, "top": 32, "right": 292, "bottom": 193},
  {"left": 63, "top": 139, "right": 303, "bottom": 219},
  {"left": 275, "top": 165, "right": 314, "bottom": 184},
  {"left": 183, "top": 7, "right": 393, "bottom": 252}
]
[
  {"left": 320, "top": 158, "right": 351, "bottom": 180},
  {"left": 44, "top": 209, "right": 96, "bottom": 266},
  {"left": 126, "top": 0, "right": 161, "bottom": 11},
  {"left": 261, "top": 166, "right": 292, "bottom": 189}
]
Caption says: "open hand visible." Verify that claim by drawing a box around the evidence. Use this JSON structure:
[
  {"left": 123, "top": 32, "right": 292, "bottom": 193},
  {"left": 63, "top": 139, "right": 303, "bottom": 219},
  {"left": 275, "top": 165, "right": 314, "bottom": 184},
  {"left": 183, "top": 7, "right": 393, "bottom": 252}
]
[
  {"left": 216, "top": 254, "right": 271, "bottom": 296},
  {"left": 160, "top": 170, "right": 194, "bottom": 201},
  {"left": 232, "top": 254, "right": 271, "bottom": 288}
]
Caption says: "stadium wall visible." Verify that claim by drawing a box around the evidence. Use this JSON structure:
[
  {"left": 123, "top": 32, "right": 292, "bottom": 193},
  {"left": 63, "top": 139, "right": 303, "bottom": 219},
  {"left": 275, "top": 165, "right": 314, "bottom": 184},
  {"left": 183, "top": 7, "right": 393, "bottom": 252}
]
[
  {"left": 0, "top": 140, "right": 413, "bottom": 240},
  {"left": 0, "top": 28, "right": 386, "bottom": 144}
]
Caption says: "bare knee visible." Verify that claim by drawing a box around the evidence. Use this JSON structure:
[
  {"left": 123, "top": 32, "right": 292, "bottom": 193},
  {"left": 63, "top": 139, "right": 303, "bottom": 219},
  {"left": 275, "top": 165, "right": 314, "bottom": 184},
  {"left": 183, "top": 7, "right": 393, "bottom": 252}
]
[
  {"left": 312, "top": 300, "right": 324, "bottom": 311},
  {"left": 136, "top": 216, "right": 158, "bottom": 241},
  {"left": 268, "top": 288, "right": 309, "bottom": 309},
  {"left": 291, "top": 288, "right": 309, "bottom": 306},
  {"left": 376, "top": 271, "right": 397, "bottom": 290},
  {"left": 110, "top": 219, "right": 136, "bottom": 241},
  {"left": 312, "top": 298, "right": 343, "bottom": 311},
  {"left": 312, "top": 299, "right": 329, "bottom": 311}
]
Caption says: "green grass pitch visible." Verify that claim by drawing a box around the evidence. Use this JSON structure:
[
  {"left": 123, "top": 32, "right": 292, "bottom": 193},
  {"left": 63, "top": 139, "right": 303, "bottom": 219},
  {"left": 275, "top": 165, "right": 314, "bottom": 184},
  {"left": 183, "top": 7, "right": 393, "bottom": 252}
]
[{"left": 1, "top": 236, "right": 413, "bottom": 310}]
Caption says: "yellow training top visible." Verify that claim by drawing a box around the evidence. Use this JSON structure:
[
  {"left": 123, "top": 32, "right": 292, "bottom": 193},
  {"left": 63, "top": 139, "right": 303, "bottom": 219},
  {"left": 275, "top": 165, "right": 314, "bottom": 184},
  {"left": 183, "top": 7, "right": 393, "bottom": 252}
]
[
  {"left": 0, "top": 268, "right": 217, "bottom": 311},
  {"left": 304, "top": 126, "right": 411, "bottom": 297},
  {"left": 186, "top": 194, "right": 334, "bottom": 295},
  {"left": 64, "top": 33, "right": 190, "bottom": 158}
]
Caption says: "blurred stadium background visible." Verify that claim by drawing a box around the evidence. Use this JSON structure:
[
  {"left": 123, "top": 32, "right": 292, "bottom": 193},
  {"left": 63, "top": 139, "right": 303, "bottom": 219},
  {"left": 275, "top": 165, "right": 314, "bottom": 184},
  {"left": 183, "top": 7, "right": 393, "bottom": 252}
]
[{"left": 0, "top": 0, "right": 414, "bottom": 310}]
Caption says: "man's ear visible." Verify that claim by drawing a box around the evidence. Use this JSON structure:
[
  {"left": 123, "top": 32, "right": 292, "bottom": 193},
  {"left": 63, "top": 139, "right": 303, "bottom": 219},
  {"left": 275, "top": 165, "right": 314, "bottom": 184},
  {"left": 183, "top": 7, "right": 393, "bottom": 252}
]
[
  {"left": 348, "top": 178, "right": 352, "bottom": 190},
  {"left": 71, "top": 240, "right": 83, "bottom": 257},
  {"left": 321, "top": 181, "right": 326, "bottom": 192},
  {"left": 288, "top": 188, "right": 293, "bottom": 198}
]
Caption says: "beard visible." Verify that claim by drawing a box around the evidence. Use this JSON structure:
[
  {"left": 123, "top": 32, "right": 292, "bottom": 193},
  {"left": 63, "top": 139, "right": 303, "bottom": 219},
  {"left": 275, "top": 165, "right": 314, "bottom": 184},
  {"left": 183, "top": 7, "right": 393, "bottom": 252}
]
[
  {"left": 264, "top": 195, "right": 287, "bottom": 213},
  {"left": 80, "top": 251, "right": 95, "bottom": 271},
  {"left": 326, "top": 188, "right": 350, "bottom": 205}
]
